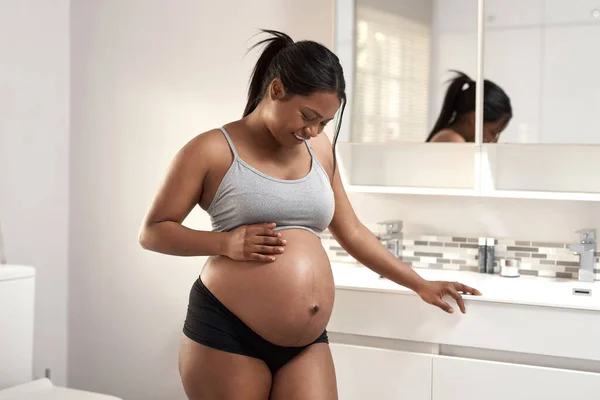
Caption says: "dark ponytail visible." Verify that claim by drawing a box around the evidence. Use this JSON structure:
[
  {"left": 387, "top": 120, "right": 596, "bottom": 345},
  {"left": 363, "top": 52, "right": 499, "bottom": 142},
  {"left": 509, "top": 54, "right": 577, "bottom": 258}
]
[
  {"left": 426, "top": 71, "right": 473, "bottom": 142},
  {"left": 426, "top": 70, "right": 512, "bottom": 142},
  {"left": 243, "top": 29, "right": 347, "bottom": 172},
  {"left": 243, "top": 30, "right": 294, "bottom": 117}
]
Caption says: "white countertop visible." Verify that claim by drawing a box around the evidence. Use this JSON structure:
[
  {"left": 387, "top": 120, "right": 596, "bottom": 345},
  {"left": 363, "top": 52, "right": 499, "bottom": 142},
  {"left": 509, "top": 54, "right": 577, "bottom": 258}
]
[{"left": 331, "top": 262, "right": 600, "bottom": 312}]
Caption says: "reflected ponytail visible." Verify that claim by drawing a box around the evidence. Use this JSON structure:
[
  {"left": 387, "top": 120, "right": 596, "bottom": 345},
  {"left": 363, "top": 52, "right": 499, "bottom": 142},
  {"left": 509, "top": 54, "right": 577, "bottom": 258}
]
[
  {"left": 426, "top": 71, "right": 473, "bottom": 142},
  {"left": 426, "top": 70, "right": 513, "bottom": 142}
]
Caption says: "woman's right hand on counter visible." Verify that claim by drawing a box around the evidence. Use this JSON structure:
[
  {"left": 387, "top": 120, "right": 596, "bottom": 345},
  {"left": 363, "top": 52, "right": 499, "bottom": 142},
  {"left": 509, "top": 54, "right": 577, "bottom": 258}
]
[{"left": 224, "top": 223, "right": 287, "bottom": 262}]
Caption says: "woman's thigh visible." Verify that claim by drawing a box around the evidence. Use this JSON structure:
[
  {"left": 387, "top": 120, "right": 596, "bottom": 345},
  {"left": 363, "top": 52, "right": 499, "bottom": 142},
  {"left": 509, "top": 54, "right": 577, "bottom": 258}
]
[
  {"left": 269, "top": 343, "right": 338, "bottom": 400},
  {"left": 179, "top": 335, "right": 272, "bottom": 400}
]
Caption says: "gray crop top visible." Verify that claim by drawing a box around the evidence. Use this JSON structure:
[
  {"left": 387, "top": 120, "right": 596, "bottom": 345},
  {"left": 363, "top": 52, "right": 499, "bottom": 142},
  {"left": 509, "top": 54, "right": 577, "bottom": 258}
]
[{"left": 206, "top": 127, "right": 335, "bottom": 237}]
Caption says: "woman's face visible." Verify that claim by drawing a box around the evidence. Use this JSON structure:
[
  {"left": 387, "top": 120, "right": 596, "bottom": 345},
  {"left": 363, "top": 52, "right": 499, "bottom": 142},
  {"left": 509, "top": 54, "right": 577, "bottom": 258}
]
[
  {"left": 483, "top": 116, "right": 511, "bottom": 143},
  {"left": 263, "top": 79, "right": 341, "bottom": 148}
]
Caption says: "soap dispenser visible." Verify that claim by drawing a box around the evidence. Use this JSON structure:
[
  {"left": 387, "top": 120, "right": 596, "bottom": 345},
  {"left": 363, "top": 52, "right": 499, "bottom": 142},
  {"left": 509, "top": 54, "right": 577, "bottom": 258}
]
[{"left": 478, "top": 237, "right": 487, "bottom": 273}]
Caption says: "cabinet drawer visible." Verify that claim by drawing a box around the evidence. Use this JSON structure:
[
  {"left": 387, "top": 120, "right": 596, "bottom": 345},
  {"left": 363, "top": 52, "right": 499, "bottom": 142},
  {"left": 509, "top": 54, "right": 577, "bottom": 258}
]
[
  {"left": 433, "top": 356, "right": 600, "bottom": 400},
  {"left": 330, "top": 343, "right": 432, "bottom": 400}
]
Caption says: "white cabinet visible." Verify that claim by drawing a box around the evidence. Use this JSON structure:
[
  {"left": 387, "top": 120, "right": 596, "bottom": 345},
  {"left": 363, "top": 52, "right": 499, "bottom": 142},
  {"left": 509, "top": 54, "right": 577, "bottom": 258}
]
[
  {"left": 331, "top": 344, "right": 600, "bottom": 400},
  {"left": 485, "top": 0, "right": 543, "bottom": 28},
  {"left": 432, "top": 356, "right": 600, "bottom": 400},
  {"left": 544, "top": 0, "right": 600, "bottom": 24},
  {"left": 330, "top": 343, "right": 432, "bottom": 400}
]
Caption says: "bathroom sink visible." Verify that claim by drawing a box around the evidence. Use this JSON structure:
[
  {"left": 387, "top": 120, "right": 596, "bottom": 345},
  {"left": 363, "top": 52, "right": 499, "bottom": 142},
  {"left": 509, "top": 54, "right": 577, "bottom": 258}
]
[{"left": 331, "top": 262, "right": 600, "bottom": 311}]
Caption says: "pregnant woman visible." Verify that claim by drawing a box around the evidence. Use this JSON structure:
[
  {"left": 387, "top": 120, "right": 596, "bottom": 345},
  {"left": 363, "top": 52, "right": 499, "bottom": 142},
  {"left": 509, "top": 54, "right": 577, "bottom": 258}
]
[{"left": 139, "top": 30, "right": 481, "bottom": 400}]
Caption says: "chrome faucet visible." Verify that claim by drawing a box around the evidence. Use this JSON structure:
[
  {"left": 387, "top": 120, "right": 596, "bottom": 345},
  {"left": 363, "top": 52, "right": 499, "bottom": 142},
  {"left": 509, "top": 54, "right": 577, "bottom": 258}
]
[
  {"left": 568, "top": 229, "right": 597, "bottom": 282},
  {"left": 376, "top": 220, "right": 403, "bottom": 258}
]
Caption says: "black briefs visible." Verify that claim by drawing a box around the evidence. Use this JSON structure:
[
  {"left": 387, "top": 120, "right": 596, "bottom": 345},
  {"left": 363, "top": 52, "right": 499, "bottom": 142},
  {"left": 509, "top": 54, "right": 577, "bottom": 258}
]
[{"left": 182, "top": 277, "right": 329, "bottom": 374}]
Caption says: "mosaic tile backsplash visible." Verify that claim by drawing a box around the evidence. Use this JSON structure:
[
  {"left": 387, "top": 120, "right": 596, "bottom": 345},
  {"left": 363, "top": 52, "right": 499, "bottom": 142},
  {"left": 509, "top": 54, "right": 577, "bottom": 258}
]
[{"left": 322, "top": 231, "right": 600, "bottom": 280}]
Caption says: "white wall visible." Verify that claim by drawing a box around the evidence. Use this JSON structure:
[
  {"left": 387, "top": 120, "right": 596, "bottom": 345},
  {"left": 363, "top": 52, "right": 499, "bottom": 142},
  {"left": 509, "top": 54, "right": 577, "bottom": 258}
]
[
  {"left": 334, "top": 0, "right": 355, "bottom": 143},
  {"left": 69, "top": 1, "right": 334, "bottom": 399},
  {"left": 0, "top": 0, "right": 70, "bottom": 386}
]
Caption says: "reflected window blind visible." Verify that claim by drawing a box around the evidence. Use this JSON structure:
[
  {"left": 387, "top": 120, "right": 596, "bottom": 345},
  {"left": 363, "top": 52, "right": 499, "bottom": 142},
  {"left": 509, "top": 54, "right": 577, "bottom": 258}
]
[{"left": 352, "top": 5, "right": 431, "bottom": 143}]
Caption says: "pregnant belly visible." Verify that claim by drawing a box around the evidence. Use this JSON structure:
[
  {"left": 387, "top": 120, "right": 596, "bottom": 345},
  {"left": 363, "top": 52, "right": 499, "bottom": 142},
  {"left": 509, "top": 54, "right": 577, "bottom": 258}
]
[{"left": 200, "top": 229, "right": 334, "bottom": 347}]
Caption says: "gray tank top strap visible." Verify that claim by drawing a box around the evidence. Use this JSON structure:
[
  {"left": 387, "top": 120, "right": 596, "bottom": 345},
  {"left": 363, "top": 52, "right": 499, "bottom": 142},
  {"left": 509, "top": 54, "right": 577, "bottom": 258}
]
[
  {"left": 304, "top": 139, "right": 317, "bottom": 158},
  {"left": 219, "top": 127, "right": 239, "bottom": 159},
  {"left": 304, "top": 139, "right": 330, "bottom": 176}
]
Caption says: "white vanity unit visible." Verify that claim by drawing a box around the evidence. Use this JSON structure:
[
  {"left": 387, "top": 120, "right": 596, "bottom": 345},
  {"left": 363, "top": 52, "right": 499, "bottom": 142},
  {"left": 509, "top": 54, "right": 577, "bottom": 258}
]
[{"left": 328, "top": 263, "right": 600, "bottom": 400}]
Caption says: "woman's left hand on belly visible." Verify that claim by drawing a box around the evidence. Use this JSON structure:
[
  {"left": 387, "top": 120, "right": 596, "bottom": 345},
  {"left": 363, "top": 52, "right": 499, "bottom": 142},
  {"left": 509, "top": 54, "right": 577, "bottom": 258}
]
[{"left": 416, "top": 281, "right": 482, "bottom": 314}]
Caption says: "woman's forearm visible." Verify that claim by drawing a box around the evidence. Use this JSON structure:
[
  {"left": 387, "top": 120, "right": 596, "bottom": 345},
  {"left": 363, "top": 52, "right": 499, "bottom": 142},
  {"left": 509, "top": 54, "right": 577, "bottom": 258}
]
[
  {"left": 336, "top": 224, "right": 428, "bottom": 293},
  {"left": 139, "top": 221, "right": 228, "bottom": 257}
]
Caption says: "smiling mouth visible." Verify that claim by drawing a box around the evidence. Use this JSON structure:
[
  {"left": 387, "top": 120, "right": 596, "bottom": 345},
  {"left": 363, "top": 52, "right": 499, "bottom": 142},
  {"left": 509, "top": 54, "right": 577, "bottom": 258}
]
[{"left": 293, "top": 133, "right": 305, "bottom": 142}]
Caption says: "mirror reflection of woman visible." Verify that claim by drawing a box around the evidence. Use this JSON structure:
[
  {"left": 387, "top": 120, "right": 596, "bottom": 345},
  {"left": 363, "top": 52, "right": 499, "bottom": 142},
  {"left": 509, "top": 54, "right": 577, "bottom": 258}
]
[{"left": 426, "top": 71, "right": 512, "bottom": 143}]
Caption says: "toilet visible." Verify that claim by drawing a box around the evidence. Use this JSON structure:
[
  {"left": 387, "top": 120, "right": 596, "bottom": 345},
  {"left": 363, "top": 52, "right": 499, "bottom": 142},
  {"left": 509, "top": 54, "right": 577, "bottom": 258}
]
[{"left": 0, "top": 265, "right": 122, "bottom": 399}]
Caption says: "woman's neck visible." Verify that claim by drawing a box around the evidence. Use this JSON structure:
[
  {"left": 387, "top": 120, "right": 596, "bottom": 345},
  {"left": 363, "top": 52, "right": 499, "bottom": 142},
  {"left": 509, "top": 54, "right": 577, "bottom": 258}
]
[
  {"left": 448, "top": 115, "right": 474, "bottom": 142},
  {"left": 242, "top": 105, "right": 279, "bottom": 148},
  {"left": 240, "top": 104, "right": 294, "bottom": 157}
]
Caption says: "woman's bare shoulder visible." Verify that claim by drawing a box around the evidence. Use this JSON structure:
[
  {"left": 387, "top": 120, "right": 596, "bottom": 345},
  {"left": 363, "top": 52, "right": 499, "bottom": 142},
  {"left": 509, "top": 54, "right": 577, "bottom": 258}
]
[
  {"left": 429, "top": 129, "right": 466, "bottom": 143},
  {"left": 177, "top": 127, "right": 232, "bottom": 165}
]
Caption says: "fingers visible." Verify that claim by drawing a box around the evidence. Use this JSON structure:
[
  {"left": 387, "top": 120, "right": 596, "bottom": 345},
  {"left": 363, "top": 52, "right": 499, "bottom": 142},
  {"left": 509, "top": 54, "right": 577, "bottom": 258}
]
[
  {"left": 242, "top": 223, "right": 286, "bottom": 262},
  {"left": 254, "top": 223, "right": 281, "bottom": 237},
  {"left": 259, "top": 228, "right": 280, "bottom": 237},
  {"left": 433, "top": 298, "right": 454, "bottom": 314},
  {"left": 253, "top": 244, "right": 284, "bottom": 255},
  {"left": 456, "top": 283, "right": 482, "bottom": 296},
  {"left": 256, "top": 222, "right": 277, "bottom": 229},
  {"left": 250, "top": 253, "right": 276, "bottom": 263},
  {"left": 256, "top": 236, "right": 287, "bottom": 246},
  {"left": 446, "top": 285, "right": 466, "bottom": 314}
]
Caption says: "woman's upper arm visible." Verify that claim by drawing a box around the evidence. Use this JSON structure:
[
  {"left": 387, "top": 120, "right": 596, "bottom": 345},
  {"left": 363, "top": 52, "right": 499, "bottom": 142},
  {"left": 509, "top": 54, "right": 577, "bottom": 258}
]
[
  {"left": 141, "top": 130, "right": 219, "bottom": 227},
  {"left": 311, "top": 134, "right": 362, "bottom": 241}
]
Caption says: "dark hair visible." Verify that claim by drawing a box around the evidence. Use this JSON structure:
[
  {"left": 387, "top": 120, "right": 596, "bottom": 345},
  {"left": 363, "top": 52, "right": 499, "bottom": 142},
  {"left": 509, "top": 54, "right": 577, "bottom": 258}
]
[
  {"left": 244, "top": 29, "right": 346, "bottom": 172},
  {"left": 426, "top": 70, "right": 512, "bottom": 142}
]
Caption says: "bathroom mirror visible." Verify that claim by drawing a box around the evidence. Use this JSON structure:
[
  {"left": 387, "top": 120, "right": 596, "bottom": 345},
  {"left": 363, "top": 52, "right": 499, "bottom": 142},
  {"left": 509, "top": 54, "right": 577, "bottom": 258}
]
[
  {"left": 477, "top": 0, "right": 600, "bottom": 198},
  {"left": 333, "top": 0, "right": 600, "bottom": 199},
  {"left": 334, "top": 0, "right": 481, "bottom": 191},
  {"left": 335, "top": 0, "right": 480, "bottom": 144},
  {"left": 483, "top": 0, "right": 600, "bottom": 144}
]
